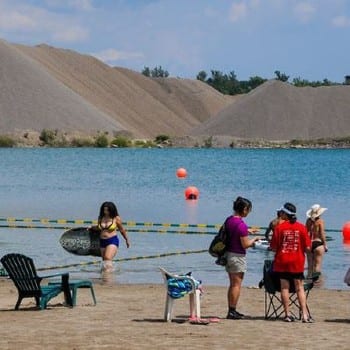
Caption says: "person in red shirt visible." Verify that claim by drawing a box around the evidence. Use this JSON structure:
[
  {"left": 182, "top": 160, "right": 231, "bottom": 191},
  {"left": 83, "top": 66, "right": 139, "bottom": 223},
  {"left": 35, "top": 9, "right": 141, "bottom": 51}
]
[{"left": 270, "top": 202, "right": 312, "bottom": 323}]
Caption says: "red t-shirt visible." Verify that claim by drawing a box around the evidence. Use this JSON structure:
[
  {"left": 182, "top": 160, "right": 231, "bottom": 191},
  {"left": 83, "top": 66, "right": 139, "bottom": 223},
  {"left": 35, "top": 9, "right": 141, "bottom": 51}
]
[{"left": 270, "top": 221, "right": 311, "bottom": 273}]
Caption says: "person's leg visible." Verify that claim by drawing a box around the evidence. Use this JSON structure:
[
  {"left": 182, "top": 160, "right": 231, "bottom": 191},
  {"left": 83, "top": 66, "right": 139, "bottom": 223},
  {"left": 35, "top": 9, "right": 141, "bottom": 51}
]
[
  {"left": 102, "top": 245, "right": 118, "bottom": 272},
  {"left": 227, "top": 272, "right": 244, "bottom": 317},
  {"left": 294, "top": 279, "right": 309, "bottom": 321},
  {"left": 313, "top": 246, "right": 325, "bottom": 274},
  {"left": 280, "top": 278, "right": 291, "bottom": 319},
  {"left": 306, "top": 251, "right": 313, "bottom": 278}
]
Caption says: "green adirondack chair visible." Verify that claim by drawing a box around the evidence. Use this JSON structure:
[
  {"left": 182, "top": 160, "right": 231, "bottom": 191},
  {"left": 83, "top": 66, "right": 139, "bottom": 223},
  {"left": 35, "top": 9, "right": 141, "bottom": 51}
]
[{"left": 1, "top": 253, "right": 73, "bottom": 310}]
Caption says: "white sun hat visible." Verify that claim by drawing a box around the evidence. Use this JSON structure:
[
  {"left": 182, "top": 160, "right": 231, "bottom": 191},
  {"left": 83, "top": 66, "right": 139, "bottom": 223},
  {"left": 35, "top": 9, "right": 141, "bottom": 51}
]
[{"left": 306, "top": 204, "right": 327, "bottom": 219}]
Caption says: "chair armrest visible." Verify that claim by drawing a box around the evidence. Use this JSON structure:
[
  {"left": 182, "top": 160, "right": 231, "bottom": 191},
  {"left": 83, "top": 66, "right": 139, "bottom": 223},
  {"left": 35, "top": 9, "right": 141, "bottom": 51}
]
[
  {"left": 39, "top": 272, "right": 69, "bottom": 280},
  {"left": 40, "top": 273, "right": 73, "bottom": 307}
]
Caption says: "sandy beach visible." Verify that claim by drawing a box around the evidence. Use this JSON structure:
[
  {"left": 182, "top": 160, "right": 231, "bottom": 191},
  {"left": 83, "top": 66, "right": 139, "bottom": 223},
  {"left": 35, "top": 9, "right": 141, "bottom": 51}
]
[{"left": 0, "top": 278, "right": 349, "bottom": 350}]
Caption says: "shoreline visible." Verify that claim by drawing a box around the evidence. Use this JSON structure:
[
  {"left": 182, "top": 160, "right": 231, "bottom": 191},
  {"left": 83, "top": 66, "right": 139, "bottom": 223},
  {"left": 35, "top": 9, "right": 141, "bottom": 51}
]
[
  {"left": 1, "top": 131, "right": 350, "bottom": 149},
  {"left": 1, "top": 279, "right": 350, "bottom": 349}
]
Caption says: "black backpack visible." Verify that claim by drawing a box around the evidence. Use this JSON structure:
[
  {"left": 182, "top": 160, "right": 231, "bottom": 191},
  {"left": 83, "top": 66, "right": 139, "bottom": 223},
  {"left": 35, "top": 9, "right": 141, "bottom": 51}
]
[{"left": 209, "top": 220, "right": 229, "bottom": 265}]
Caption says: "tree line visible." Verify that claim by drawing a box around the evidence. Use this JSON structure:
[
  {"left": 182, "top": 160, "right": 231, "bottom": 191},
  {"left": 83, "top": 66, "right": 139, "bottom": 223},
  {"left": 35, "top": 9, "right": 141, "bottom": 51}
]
[{"left": 141, "top": 66, "right": 349, "bottom": 95}]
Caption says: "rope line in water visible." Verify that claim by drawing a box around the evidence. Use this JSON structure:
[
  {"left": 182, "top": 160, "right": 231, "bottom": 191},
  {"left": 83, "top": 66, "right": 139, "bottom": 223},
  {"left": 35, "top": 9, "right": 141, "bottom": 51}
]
[
  {"left": 0, "top": 224, "right": 219, "bottom": 235},
  {"left": 36, "top": 249, "right": 207, "bottom": 272},
  {"left": 0, "top": 217, "right": 221, "bottom": 229},
  {"left": 0, "top": 215, "right": 342, "bottom": 233}
]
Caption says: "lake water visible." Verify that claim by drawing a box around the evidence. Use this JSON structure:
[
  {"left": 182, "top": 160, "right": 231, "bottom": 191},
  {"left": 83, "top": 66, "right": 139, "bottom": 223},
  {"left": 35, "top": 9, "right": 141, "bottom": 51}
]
[{"left": 0, "top": 148, "right": 349, "bottom": 289}]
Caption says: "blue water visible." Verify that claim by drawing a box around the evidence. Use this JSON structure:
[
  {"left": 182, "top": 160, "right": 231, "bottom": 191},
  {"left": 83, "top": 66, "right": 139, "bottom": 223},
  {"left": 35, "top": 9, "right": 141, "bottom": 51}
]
[{"left": 0, "top": 148, "right": 349, "bottom": 289}]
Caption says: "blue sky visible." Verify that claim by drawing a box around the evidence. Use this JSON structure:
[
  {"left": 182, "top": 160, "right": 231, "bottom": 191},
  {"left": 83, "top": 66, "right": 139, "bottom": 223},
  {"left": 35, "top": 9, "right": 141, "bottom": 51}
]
[{"left": 0, "top": 0, "right": 349, "bottom": 81}]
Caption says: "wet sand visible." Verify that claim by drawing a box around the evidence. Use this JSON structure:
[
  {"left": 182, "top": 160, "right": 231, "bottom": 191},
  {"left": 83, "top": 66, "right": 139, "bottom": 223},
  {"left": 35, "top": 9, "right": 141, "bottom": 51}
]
[{"left": 0, "top": 278, "right": 349, "bottom": 350}]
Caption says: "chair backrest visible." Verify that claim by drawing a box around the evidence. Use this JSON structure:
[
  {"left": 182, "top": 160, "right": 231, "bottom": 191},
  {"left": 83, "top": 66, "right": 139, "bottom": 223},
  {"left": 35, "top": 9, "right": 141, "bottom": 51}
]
[
  {"left": 263, "top": 259, "right": 303, "bottom": 294},
  {"left": 1, "top": 253, "right": 41, "bottom": 294},
  {"left": 159, "top": 267, "right": 197, "bottom": 298},
  {"left": 263, "top": 259, "right": 281, "bottom": 293}
]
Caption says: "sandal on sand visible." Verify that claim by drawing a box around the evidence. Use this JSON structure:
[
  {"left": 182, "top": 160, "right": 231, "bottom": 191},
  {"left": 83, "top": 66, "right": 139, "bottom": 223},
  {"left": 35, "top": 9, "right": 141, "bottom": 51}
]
[
  {"left": 188, "top": 317, "right": 210, "bottom": 325},
  {"left": 283, "top": 316, "right": 295, "bottom": 322},
  {"left": 302, "top": 318, "right": 315, "bottom": 323}
]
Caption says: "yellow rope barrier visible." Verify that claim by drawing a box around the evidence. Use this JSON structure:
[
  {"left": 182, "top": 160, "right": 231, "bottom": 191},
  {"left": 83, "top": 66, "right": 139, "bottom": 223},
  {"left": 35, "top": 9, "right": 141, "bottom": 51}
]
[{"left": 0, "top": 216, "right": 341, "bottom": 233}]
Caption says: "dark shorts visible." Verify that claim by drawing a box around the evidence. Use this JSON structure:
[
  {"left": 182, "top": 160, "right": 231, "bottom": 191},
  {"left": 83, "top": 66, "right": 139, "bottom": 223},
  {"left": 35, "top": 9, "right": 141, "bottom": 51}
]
[
  {"left": 312, "top": 240, "right": 324, "bottom": 252},
  {"left": 276, "top": 272, "right": 305, "bottom": 280},
  {"left": 100, "top": 235, "right": 119, "bottom": 248}
]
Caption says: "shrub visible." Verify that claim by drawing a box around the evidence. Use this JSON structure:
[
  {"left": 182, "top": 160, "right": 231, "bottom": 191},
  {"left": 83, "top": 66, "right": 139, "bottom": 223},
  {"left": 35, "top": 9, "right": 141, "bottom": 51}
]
[
  {"left": 203, "top": 136, "right": 213, "bottom": 148},
  {"left": 94, "top": 134, "right": 109, "bottom": 148},
  {"left": 154, "top": 134, "right": 170, "bottom": 144},
  {"left": 71, "top": 137, "right": 95, "bottom": 147},
  {"left": 0, "top": 135, "right": 16, "bottom": 147},
  {"left": 134, "top": 140, "right": 155, "bottom": 148},
  {"left": 39, "top": 129, "right": 57, "bottom": 146},
  {"left": 111, "top": 136, "right": 131, "bottom": 148}
]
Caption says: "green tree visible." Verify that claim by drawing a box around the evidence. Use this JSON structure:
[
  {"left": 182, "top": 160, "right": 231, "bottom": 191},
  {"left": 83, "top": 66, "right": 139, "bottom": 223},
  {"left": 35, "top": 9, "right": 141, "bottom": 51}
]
[
  {"left": 142, "top": 66, "right": 151, "bottom": 77},
  {"left": 151, "top": 65, "right": 169, "bottom": 77},
  {"left": 248, "top": 76, "right": 267, "bottom": 90},
  {"left": 196, "top": 70, "right": 207, "bottom": 81},
  {"left": 274, "top": 70, "right": 289, "bottom": 82}
]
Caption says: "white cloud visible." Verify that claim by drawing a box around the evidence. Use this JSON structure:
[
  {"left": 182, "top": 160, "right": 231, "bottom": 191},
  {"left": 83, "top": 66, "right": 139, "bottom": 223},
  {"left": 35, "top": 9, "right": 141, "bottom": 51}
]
[
  {"left": 92, "top": 48, "right": 145, "bottom": 63},
  {"left": 0, "top": 2, "right": 90, "bottom": 43},
  {"left": 229, "top": 2, "right": 248, "bottom": 22},
  {"left": 331, "top": 15, "right": 350, "bottom": 28},
  {"left": 294, "top": 2, "right": 316, "bottom": 22},
  {"left": 0, "top": 10, "right": 37, "bottom": 31}
]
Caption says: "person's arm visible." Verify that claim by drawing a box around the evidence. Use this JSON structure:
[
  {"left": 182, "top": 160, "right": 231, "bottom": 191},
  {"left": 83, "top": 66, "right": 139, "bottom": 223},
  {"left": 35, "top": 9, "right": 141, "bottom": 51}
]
[
  {"left": 240, "top": 235, "right": 261, "bottom": 249},
  {"left": 116, "top": 216, "right": 130, "bottom": 248},
  {"left": 264, "top": 221, "right": 273, "bottom": 240},
  {"left": 269, "top": 227, "right": 279, "bottom": 252},
  {"left": 319, "top": 219, "right": 328, "bottom": 252}
]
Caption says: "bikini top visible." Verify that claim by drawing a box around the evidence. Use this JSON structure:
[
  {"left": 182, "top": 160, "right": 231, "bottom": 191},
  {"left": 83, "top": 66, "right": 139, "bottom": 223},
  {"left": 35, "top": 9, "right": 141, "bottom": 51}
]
[{"left": 98, "top": 219, "right": 117, "bottom": 232}]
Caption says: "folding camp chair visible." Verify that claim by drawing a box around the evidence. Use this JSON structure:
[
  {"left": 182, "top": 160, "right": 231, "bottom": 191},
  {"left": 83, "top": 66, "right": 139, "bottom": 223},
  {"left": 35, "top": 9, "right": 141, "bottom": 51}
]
[
  {"left": 159, "top": 267, "right": 201, "bottom": 322},
  {"left": 261, "top": 259, "right": 313, "bottom": 320}
]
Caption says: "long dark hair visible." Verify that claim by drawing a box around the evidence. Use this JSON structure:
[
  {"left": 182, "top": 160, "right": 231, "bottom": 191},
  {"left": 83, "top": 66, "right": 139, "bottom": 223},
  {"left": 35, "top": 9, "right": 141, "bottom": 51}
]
[
  {"left": 98, "top": 201, "right": 119, "bottom": 221},
  {"left": 282, "top": 202, "right": 297, "bottom": 224},
  {"left": 233, "top": 196, "right": 252, "bottom": 215}
]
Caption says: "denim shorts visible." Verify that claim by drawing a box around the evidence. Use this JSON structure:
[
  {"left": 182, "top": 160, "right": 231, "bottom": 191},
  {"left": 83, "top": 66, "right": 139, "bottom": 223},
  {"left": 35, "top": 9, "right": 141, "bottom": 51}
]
[{"left": 100, "top": 235, "right": 119, "bottom": 248}]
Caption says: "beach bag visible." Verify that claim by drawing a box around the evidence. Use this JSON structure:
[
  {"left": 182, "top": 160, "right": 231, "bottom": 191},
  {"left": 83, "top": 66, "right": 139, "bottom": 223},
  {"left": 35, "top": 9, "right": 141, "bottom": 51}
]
[{"left": 208, "top": 221, "right": 228, "bottom": 258}]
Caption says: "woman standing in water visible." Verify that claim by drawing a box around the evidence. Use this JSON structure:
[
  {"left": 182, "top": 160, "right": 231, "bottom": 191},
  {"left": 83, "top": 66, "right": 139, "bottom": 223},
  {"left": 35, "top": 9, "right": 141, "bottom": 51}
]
[
  {"left": 96, "top": 201, "right": 130, "bottom": 272},
  {"left": 305, "top": 204, "right": 328, "bottom": 278},
  {"left": 224, "top": 196, "right": 261, "bottom": 320}
]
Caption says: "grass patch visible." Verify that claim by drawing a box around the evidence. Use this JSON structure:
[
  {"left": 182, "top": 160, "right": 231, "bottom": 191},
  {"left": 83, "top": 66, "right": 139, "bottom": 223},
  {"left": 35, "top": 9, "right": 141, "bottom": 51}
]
[
  {"left": 111, "top": 136, "right": 132, "bottom": 148},
  {"left": 0, "top": 135, "right": 16, "bottom": 147}
]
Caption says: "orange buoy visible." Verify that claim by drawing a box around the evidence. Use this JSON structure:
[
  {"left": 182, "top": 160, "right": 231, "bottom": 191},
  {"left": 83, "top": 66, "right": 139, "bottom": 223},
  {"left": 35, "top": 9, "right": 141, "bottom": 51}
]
[
  {"left": 185, "top": 186, "right": 199, "bottom": 200},
  {"left": 176, "top": 168, "right": 187, "bottom": 178},
  {"left": 342, "top": 222, "right": 350, "bottom": 241}
]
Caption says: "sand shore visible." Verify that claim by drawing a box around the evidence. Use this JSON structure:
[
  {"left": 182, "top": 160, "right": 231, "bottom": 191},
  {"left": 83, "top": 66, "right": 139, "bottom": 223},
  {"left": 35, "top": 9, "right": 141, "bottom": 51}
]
[{"left": 0, "top": 278, "right": 349, "bottom": 350}]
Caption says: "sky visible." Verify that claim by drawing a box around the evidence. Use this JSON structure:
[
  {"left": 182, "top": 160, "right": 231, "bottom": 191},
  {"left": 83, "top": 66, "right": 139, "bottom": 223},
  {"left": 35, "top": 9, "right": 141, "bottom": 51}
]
[{"left": 0, "top": 0, "right": 349, "bottom": 82}]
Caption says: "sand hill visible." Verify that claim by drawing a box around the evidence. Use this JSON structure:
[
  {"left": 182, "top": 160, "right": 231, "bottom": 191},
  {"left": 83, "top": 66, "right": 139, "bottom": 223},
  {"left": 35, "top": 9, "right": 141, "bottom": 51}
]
[
  {"left": 0, "top": 39, "right": 125, "bottom": 136},
  {"left": 2, "top": 38, "right": 350, "bottom": 144},
  {"left": 15, "top": 43, "right": 232, "bottom": 138},
  {"left": 190, "top": 80, "right": 350, "bottom": 140}
]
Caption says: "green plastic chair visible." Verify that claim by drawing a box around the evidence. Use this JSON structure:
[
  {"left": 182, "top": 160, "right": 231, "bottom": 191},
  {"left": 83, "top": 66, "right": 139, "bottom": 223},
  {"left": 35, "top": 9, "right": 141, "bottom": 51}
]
[
  {"left": 49, "top": 279, "right": 97, "bottom": 306},
  {"left": 1, "top": 253, "right": 73, "bottom": 310}
]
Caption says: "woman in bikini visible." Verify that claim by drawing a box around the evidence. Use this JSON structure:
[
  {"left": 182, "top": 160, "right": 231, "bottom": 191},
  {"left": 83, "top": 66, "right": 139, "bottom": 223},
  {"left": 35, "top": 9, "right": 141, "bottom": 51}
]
[
  {"left": 97, "top": 201, "right": 130, "bottom": 272},
  {"left": 306, "top": 204, "right": 328, "bottom": 278}
]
